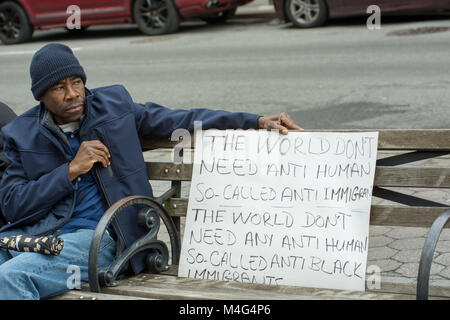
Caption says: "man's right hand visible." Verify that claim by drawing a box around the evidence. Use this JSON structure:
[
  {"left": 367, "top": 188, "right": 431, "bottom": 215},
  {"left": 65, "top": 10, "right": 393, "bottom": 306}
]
[{"left": 68, "top": 140, "right": 111, "bottom": 181}]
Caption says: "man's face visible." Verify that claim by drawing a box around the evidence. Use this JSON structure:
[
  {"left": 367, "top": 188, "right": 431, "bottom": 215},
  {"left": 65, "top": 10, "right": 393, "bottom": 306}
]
[{"left": 40, "top": 76, "right": 86, "bottom": 125}]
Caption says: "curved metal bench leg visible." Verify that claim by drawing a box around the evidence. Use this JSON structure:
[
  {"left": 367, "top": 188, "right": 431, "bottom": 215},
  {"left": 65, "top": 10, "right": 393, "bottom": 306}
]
[
  {"left": 417, "top": 210, "right": 450, "bottom": 300},
  {"left": 88, "top": 195, "right": 181, "bottom": 293}
]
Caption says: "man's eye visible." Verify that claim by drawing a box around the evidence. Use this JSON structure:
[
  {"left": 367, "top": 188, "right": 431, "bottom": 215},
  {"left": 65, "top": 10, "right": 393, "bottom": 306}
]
[{"left": 53, "top": 86, "right": 64, "bottom": 91}]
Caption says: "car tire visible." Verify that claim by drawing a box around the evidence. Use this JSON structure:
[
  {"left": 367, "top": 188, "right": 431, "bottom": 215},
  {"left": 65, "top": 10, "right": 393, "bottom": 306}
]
[
  {"left": 0, "top": 1, "right": 33, "bottom": 45},
  {"left": 133, "top": 0, "right": 179, "bottom": 35},
  {"left": 201, "top": 8, "right": 236, "bottom": 24},
  {"left": 285, "top": 0, "right": 327, "bottom": 28}
]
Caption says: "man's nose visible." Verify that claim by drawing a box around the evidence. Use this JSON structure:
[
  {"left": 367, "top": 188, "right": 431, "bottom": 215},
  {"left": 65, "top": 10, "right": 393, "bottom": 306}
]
[{"left": 65, "top": 84, "right": 79, "bottom": 100}]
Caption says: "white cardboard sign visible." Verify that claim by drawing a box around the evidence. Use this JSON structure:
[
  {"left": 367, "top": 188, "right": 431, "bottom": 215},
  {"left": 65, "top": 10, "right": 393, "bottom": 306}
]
[{"left": 178, "top": 130, "right": 379, "bottom": 292}]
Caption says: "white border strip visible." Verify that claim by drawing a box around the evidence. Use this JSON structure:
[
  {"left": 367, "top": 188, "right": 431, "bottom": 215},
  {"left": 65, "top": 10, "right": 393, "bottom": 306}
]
[{"left": 0, "top": 47, "right": 82, "bottom": 56}]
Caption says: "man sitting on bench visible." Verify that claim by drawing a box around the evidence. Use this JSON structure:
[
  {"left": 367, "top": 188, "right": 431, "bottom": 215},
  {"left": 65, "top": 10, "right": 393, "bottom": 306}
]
[{"left": 0, "top": 43, "right": 301, "bottom": 300}]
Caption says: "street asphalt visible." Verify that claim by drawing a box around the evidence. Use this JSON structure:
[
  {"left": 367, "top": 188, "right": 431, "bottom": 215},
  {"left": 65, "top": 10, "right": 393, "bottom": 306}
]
[{"left": 1, "top": 0, "right": 450, "bottom": 129}]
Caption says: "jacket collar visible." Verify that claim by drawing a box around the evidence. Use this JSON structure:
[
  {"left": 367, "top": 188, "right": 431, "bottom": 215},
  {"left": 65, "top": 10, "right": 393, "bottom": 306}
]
[{"left": 40, "top": 103, "right": 71, "bottom": 153}]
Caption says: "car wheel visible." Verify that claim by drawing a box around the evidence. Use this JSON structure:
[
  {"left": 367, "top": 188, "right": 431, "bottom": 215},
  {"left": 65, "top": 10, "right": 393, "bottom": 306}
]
[
  {"left": 0, "top": 1, "right": 33, "bottom": 45},
  {"left": 285, "top": 0, "right": 327, "bottom": 28},
  {"left": 201, "top": 8, "right": 236, "bottom": 24},
  {"left": 133, "top": 0, "right": 179, "bottom": 35}
]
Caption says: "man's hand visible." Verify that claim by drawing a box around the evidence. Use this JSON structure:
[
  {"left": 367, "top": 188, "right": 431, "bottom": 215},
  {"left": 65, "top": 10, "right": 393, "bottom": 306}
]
[
  {"left": 68, "top": 140, "right": 111, "bottom": 181},
  {"left": 257, "top": 112, "right": 302, "bottom": 135}
]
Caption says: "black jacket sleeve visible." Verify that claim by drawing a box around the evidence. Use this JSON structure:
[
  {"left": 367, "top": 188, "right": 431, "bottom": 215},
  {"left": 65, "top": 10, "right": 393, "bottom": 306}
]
[
  {"left": 0, "top": 102, "right": 17, "bottom": 177},
  {"left": 0, "top": 102, "right": 17, "bottom": 226}
]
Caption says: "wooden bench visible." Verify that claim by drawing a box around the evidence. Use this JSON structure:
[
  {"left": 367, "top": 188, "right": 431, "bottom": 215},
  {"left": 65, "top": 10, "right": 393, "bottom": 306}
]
[{"left": 56, "top": 129, "right": 450, "bottom": 300}]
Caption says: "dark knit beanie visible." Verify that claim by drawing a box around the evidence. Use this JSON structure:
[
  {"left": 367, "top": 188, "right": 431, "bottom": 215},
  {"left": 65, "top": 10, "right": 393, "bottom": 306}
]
[{"left": 30, "top": 43, "right": 87, "bottom": 100}]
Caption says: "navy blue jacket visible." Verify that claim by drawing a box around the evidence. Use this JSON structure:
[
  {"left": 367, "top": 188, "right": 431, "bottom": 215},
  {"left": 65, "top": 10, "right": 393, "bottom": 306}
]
[
  {"left": 0, "top": 102, "right": 17, "bottom": 227},
  {"left": 0, "top": 84, "right": 260, "bottom": 274},
  {"left": 0, "top": 102, "right": 17, "bottom": 178}
]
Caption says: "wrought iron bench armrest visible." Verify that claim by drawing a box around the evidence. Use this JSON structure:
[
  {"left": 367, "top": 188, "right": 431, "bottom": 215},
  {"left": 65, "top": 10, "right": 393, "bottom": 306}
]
[
  {"left": 88, "top": 195, "right": 181, "bottom": 293},
  {"left": 417, "top": 210, "right": 450, "bottom": 300}
]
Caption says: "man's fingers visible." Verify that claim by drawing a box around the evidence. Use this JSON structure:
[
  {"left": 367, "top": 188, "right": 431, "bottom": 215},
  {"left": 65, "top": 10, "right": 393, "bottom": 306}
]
[
  {"left": 90, "top": 148, "right": 111, "bottom": 167},
  {"left": 69, "top": 140, "right": 112, "bottom": 180},
  {"left": 79, "top": 140, "right": 111, "bottom": 167},
  {"left": 89, "top": 140, "right": 111, "bottom": 158},
  {"left": 267, "top": 121, "right": 288, "bottom": 135},
  {"left": 258, "top": 113, "right": 302, "bottom": 134},
  {"left": 267, "top": 114, "right": 280, "bottom": 122},
  {"left": 278, "top": 112, "right": 302, "bottom": 130}
]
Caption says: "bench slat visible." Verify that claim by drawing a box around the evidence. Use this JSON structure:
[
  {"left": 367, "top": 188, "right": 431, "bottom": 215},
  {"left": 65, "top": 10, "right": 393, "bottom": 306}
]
[
  {"left": 98, "top": 272, "right": 417, "bottom": 300},
  {"left": 160, "top": 265, "right": 450, "bottom": 299},
  {"left": 147, "top": 162, "right": 450, "bottom": 188},
  {"left": 51, "top": 290, "right": 153, "bottom": 300},
  {"left": 141, "top": 129, "right": 450, "bottom": 150},
  {"left": 370, "top": 205, "right": 450, "bottom": 227},
  {"left": 377, "top": 129, "right": 450, "bottom": 150},
  {"left": 163, "top": 198, "right": 449, "bottom": 228},
  {"left": 146, "top": 162, "right": 193, "bottom": 181},
  {"left": 375, "top": 167, "right": 450, "bottom": 188}
]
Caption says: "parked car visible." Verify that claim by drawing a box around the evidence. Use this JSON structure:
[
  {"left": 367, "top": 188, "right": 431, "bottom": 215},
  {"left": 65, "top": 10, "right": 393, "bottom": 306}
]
[
  {"left": 0, "top": 0, "right": 252, "bottom": 44},
  {"left": 273, "top": 0, "right": 450, "bottom": 28}
]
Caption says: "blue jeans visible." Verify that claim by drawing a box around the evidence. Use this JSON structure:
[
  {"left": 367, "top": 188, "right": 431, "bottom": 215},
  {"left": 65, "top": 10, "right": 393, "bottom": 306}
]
[{"left": 0, "top": 229, "right": 116, "bottom": 300}]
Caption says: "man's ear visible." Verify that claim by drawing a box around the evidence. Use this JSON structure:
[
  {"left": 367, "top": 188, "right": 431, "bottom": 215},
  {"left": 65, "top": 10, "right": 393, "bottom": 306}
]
[{"left": 38, "top": 90, "right": 48, "bottom": 104}]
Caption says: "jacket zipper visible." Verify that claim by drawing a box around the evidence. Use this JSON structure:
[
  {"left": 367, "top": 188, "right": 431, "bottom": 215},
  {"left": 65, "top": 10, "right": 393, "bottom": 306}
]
[
  {"left": 92, "top": 131, "right": 136, "bottom": 274},
  {"left": 79, "top": 116, "right": 132, "bottom": 271}
]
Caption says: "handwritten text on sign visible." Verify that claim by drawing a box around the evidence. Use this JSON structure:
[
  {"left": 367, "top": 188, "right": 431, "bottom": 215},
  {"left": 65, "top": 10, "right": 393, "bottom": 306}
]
[{"left": 178, "top": 130, "right": 379, "bottom": 291}]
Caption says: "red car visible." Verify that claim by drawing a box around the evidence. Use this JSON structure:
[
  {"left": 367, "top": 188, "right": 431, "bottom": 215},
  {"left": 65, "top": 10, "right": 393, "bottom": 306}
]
[
  {"left": 0, "top": 0, "right": 252, "bottom": 44},
  {"left": 273, "top": 0, "right": 450, "bottom": 28}
]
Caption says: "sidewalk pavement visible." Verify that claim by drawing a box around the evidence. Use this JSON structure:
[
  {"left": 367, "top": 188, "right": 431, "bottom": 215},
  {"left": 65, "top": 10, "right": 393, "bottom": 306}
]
[{"left": 368, "top": 225, "right": 450, "bottom": 289}]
